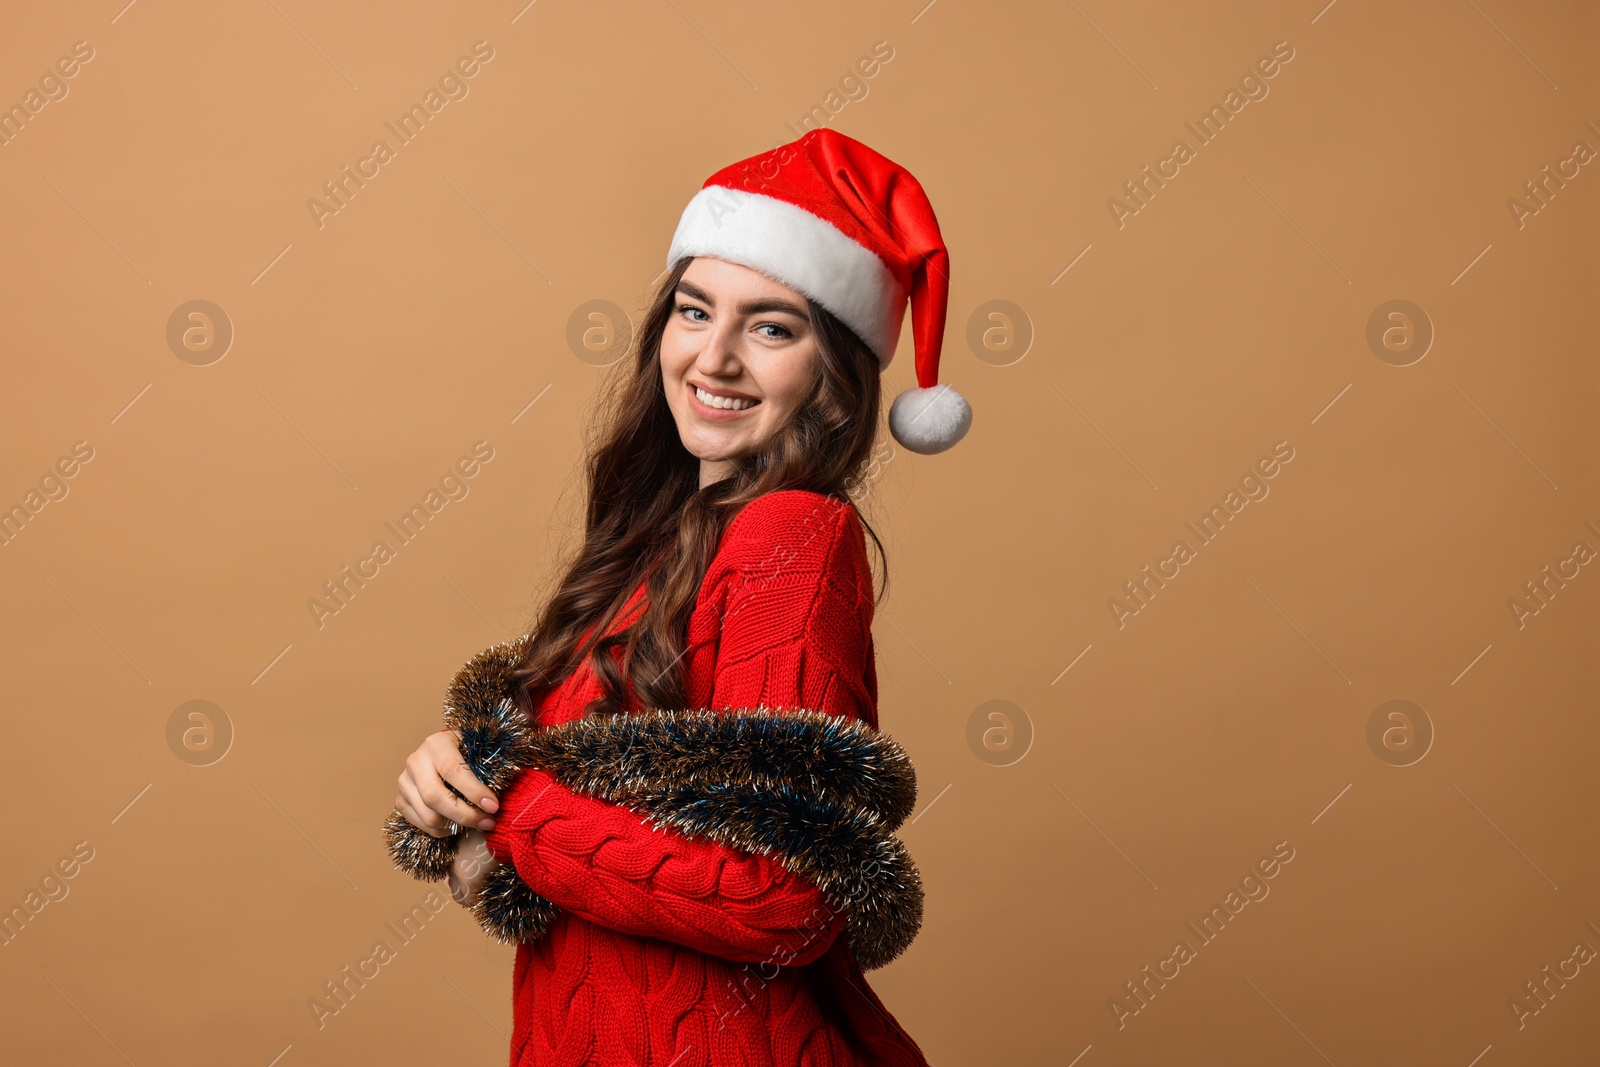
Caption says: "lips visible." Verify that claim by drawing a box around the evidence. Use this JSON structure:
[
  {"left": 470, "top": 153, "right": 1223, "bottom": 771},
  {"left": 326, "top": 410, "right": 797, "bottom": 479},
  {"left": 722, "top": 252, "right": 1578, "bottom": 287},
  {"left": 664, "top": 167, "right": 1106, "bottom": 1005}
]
[
  {"left": 689, "top": 380, "right": 758, "bottom": 402},
  {"left": 687, "top": 382, "right": 760, "bottom": 418}
]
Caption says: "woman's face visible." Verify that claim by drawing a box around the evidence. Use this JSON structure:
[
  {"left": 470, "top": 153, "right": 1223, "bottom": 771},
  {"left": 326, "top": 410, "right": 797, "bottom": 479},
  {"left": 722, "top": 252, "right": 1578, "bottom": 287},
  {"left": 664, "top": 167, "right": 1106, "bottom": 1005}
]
[{"left": 660, "top": 257, "right": 822, "bottom": 487}]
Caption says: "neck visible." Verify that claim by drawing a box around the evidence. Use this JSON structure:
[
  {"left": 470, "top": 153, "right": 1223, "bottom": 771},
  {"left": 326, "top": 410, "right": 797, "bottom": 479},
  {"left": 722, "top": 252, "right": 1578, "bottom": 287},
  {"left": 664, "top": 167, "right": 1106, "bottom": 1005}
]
[{"left": 699, "top": 459, "right": 733, "bottom": 489}]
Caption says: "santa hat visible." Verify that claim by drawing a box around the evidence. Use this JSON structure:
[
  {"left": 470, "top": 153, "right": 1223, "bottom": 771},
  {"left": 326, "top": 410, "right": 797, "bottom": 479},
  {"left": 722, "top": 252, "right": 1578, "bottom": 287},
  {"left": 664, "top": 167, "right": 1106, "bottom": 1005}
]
[{"left": 666, "top": 129, "right": 971, "bottom": 455}]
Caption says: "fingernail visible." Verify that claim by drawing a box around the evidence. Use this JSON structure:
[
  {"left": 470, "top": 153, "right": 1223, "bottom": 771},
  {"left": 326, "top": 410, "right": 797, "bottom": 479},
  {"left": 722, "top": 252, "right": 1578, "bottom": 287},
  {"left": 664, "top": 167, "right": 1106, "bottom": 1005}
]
[
  {"left": 481, "top": 797, "right": 498, "bottom": 813},
  {"left": 479, "top": 818, "right": 496, "bottom": 830}
]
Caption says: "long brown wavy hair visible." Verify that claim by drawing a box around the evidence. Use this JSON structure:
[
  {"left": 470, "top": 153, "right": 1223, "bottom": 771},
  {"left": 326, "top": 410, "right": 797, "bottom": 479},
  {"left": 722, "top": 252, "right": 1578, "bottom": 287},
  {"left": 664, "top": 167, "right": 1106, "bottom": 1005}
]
[{"left": 508, "top": 256, "right": 890, "bottom": 719}]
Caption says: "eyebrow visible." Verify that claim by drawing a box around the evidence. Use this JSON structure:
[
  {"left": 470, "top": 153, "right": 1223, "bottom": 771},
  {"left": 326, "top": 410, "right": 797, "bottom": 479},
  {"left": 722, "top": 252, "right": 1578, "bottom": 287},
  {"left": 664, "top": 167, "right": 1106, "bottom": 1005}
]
[{"left": 675, "top": 280, "right": 810, "bottom": 320}]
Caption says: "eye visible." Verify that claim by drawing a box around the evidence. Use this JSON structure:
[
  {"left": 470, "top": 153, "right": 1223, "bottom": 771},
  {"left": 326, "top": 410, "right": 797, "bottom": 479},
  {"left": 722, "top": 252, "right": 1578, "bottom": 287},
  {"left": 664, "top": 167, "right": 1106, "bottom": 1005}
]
[
  {"left": 755, "top": 322, "right": 793, "bottom": 340},
  {"left": 677, "top": 304, "right": 710, "bottom": 322}
]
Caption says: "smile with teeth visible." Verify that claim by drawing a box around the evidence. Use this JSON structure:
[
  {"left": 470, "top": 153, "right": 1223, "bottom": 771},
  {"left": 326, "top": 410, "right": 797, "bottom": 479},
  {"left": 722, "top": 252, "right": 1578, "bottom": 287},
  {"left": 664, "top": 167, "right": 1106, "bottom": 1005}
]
[{"left": 693, "top": 384, "right": 760, "bottom": 411}]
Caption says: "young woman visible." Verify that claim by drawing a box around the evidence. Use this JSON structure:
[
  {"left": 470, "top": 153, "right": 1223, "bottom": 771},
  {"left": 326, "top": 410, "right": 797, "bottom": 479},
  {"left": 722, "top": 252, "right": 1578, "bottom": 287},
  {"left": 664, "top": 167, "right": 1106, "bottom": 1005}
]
[{"left": 390, "top": 129, "right": 971, "bottom": 1067}]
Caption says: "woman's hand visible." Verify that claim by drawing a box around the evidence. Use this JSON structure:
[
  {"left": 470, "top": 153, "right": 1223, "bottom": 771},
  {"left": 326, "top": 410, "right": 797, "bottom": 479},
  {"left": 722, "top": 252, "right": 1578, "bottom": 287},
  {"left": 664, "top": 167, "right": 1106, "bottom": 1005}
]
[
  {"left": 447, "top": 828, "right": 499, "bottom": 907},
  {"left": 395, "top": 729, "right": 500, "bottom": 837}
]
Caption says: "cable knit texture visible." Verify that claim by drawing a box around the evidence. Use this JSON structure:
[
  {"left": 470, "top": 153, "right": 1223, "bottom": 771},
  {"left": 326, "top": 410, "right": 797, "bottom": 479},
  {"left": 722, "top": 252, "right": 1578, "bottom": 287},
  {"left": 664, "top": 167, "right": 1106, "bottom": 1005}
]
[{"left": 480, "top": 490, "right": 929, "bottom": 1067}]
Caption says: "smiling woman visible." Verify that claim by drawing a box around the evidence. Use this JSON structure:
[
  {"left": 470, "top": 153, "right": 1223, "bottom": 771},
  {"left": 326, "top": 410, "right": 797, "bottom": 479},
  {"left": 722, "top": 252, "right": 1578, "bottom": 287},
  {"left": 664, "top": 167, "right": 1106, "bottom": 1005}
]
[
  {"left": 661, "top": 258, "right": 833, "bottom": 489},
  {"left": 385, "top": 129, "right": 962, "bottom": 1067}
]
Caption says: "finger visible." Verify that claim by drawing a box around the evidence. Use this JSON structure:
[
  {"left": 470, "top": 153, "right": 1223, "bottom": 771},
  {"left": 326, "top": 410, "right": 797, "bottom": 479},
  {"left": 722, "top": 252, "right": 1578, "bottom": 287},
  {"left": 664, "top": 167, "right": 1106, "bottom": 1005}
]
[
  {"left": 393, "top": 792, "right": 417, "bottom": 826},
  {"left": 417, "top": 774, "right": 493, "bottom": 830},
  {"left": 406, "top": 748, "right": 480, "bottom": 831},
  {"left": 399, "top": 778, "right": 447, "bottom": 838},
  {"left": 430, "top": 736, "right": 500, "bottom": 816},
  {"left": 399, "top": 776, "right": 451, "bottom": 838},
  {"left": 394, "top": 786, "right": 427, "bottom": 831}
]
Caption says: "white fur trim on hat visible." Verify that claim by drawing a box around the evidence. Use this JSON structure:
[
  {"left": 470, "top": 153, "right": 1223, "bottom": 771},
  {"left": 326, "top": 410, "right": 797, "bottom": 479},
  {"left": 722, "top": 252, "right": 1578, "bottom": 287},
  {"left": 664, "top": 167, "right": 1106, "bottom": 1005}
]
[
  {"left": 889, "top": 384, "right": 971, "bottom": 455},
  {"left": 667, "top": 186, "right": 905, "bottom": 366}
]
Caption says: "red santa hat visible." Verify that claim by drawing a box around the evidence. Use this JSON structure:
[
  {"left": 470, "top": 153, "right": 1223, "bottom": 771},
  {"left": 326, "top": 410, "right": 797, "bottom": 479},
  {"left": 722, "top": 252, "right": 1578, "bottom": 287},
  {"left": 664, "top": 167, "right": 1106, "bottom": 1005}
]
[{"left": 666, "top": 129, "right": 971, "bottom": 455}]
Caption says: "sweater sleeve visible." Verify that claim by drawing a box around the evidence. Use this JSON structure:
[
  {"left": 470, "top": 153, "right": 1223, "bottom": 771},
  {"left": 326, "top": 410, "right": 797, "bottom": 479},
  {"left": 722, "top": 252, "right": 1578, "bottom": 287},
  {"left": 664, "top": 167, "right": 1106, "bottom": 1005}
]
[
  {"left": 707, "top": 491, "right": 877, "bottom": 723},
  {"left": 482, "top": 764, "right": 847, "bottom": 965},
  {"left": 481, "top": 492, "right": 875, "bottom": 963}
]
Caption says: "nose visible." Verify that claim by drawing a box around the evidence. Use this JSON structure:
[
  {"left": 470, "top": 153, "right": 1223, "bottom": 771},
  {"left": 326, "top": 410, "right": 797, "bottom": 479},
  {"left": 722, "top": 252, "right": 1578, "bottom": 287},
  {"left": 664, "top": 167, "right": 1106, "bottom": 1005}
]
[{"left": 694, "top": 316, "right": 743, "bottom": 377}]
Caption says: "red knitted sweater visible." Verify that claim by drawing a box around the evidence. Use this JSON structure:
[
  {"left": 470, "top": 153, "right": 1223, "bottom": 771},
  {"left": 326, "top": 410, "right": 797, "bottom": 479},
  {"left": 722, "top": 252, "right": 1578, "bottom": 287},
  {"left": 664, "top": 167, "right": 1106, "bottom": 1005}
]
[{"left": 482, "top": 490, "right": 930, "bottom": 1067}]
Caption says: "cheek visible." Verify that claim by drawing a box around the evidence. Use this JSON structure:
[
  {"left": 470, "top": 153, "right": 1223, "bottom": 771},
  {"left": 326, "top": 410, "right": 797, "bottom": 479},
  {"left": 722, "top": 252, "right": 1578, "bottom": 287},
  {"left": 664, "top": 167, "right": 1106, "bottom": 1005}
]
[
  {"left": 659, "top": 327, "right": 695, "bottom": 380},
  {"left": 762, "top": 349, "right": 821, "bottom": 410}
]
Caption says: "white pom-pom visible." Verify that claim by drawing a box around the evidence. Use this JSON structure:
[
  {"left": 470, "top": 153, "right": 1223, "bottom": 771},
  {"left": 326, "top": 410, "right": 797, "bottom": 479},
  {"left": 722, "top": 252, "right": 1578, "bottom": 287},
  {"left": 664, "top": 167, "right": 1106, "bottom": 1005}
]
[{"left": 888, "top": 384, "right": 972, "bottom": 455}]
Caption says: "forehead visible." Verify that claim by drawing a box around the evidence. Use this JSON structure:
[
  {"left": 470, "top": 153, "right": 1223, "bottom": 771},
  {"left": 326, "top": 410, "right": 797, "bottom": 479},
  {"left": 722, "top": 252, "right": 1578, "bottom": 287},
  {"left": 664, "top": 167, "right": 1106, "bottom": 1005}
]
[{"left": 680, "top": 257, "right": 807, "bottom": 306}]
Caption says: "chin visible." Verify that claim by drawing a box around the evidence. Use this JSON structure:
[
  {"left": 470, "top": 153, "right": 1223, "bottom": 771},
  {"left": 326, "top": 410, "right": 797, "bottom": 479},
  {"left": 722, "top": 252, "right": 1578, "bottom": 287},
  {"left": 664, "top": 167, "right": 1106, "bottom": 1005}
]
[
  {"left": 678, "top": 430, "right": 734, "bottom": 462},
  {"left": 693, "top": 443, "right": 743, "bottom": 464}
]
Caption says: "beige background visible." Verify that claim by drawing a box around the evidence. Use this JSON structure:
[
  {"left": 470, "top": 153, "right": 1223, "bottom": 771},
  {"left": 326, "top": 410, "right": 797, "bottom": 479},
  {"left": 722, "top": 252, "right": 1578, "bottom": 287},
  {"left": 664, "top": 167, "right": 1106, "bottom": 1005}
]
[{"left": 2, "top": 1, "right": 1596, "bottom": 1064}]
